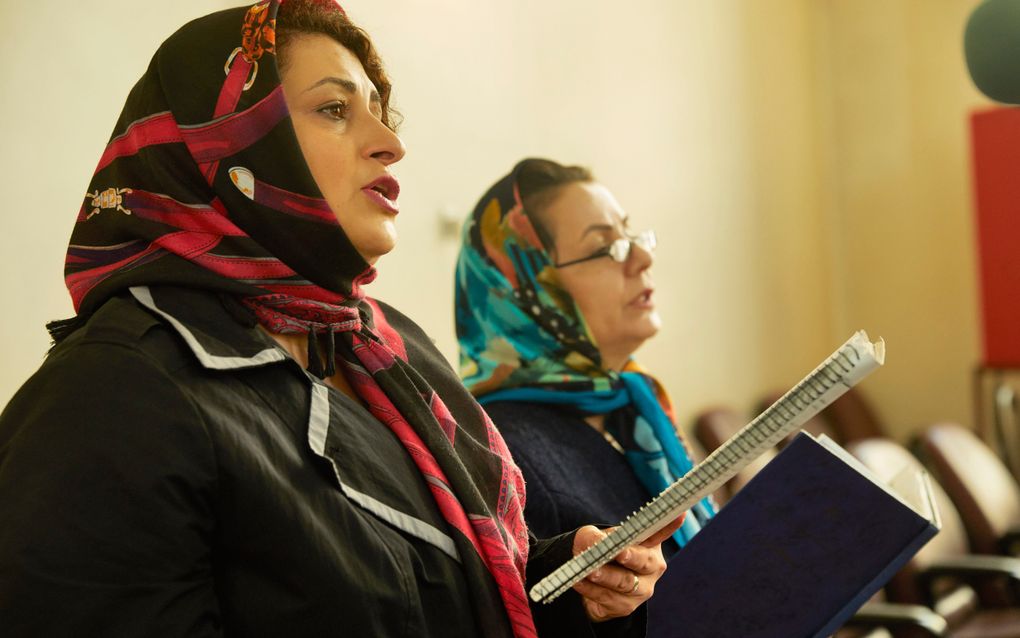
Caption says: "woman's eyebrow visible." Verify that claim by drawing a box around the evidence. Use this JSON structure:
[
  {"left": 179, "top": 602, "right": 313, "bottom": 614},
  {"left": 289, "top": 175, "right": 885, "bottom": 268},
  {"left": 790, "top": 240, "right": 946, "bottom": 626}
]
[
  {"left": 304, "top": 76, "right": 382, "bottom": 104},
  {"left": 579, "top": 223, "right": 616, "bottom": 240},
  {"left": 304, "top": 76, "right": 356, "bottom": 93}
]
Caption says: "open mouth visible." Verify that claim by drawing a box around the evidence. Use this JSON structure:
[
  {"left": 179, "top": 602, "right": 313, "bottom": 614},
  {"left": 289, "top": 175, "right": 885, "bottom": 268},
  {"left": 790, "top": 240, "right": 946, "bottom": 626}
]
[
  {"left": 365, "top": 175, "right": 399, "bottom": 200},
  {"left": 362, "top": 175, "right": 400, "bottom": 213},
  {"left": 631, "top": 289, "right": 654, "bottom": 306}
]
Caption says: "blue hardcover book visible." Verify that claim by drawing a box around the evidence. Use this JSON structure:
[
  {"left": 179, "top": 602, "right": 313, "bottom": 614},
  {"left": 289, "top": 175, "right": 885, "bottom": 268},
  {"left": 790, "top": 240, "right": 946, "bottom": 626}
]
[{"left": 647, "top": 432, "right": 940, "bottom": 638}]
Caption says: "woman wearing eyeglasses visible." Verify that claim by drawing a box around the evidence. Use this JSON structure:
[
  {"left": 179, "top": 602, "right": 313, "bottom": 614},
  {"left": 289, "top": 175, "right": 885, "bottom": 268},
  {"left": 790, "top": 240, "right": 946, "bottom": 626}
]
[{"left": 454, "top": 158, "right": 716, "bottom": 556}]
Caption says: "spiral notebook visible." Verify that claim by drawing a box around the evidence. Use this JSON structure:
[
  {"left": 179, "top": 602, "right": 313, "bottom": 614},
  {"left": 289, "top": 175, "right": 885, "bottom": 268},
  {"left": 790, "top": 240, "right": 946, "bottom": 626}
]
[{"left": 529, "top": 330, "right": 886, "bottom": 604}]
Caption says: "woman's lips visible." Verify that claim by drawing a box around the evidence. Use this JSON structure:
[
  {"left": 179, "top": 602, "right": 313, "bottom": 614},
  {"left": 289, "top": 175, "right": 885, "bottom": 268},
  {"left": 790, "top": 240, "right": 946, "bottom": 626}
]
[
  {"left": 361, "top": 175, "right": 400, "bottom": 214},
  {"left": 629, "top": 288, "right": 655, "bottom": 309},
  {"left": 361, "top": 187, "right": 399, "bottom": 214}
]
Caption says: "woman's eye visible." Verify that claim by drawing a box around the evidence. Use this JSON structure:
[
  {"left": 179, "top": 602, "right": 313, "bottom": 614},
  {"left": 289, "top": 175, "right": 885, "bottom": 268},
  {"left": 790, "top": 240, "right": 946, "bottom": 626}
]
[{"left": 318, "top": 101, "right": 349, "bottom": 120}]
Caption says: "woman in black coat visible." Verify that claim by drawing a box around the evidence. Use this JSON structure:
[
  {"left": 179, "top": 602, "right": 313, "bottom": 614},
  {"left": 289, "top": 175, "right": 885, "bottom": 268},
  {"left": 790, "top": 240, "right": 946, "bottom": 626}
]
[{"left": 0, "top": 4, "right": 677, "bottom": 636}]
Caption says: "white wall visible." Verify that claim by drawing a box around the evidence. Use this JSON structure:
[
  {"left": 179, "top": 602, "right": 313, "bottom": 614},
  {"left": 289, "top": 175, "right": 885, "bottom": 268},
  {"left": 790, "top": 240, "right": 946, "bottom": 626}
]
[{"left": 0, "top": 0, "right": 992, "bottom": 440}]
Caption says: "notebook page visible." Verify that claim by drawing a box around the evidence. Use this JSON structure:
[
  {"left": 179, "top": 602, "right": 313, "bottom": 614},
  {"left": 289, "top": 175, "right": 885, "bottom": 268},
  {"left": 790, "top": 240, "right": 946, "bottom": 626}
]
[{"left": 814, "top": 434, "right": 937, "bottom": 522}]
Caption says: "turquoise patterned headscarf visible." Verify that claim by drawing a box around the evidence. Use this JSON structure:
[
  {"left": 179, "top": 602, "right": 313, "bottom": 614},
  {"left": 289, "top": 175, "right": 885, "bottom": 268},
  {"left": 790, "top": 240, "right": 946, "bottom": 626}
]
[{"left": 454, "top": 159, "right": 715, "bottom": 546}]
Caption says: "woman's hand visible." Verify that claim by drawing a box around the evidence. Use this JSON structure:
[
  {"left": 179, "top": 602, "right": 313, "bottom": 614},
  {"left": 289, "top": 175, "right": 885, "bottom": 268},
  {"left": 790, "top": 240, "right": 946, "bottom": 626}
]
[{"left": 571, "top": 514, "right": 685, "bottom": 622}]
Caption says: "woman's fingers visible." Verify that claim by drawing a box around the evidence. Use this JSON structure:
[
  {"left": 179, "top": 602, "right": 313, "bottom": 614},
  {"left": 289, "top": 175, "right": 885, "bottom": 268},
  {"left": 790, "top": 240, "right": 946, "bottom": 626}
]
[
  {"left": 571, "top": 524, "right": 608, "bottom": 554},
  {"left": 610, "top": 544, "right": 663, "bottom": 576},
  {"left": 641, "top": 512, "right": 686, "bottom": 547},
  {"left": 571, "top": 524, "right": 672, "bottom": 622},
  {"left": 574, "top": 567, "right": 652, "bottom": 619},
  {"left": 587, "top": 564, "right": 645, "bottom": 595}
]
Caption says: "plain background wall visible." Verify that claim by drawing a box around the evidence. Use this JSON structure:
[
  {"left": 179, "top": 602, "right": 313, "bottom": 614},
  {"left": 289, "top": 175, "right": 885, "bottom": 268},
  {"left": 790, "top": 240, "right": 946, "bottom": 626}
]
[
  {"left": 0, "top": 0, "right": 992, "bottom": 439},
  {"left": 812, "top": 0, "right": 988, "bottom": 437}
]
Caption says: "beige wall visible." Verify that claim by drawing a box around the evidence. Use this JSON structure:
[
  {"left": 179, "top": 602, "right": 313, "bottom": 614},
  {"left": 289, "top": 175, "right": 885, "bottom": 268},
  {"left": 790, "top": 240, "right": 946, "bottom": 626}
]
[
  {"left": 0, "top": 1, "right": 992, "bottom": 441},
  {"left": 811, "top": 0, "right": 990, "bottom": 437},
  {"left": 361, "top": 0, "right": 837, "bottom": 428},
  {"left": 0, "top": 0, "right": 239, "bottom": 400}
]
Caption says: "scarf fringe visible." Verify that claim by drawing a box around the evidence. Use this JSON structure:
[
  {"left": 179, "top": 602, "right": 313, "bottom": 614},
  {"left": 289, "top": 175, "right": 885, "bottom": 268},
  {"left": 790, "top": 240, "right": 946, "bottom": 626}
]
[
  {"left": 307, "top": 329, "right": 323, "bottom": 378},
  {"left": 46, "top": 315, "right": 86, "bottom": 348},
  {"left": 306, "top": 328, "right": 337, "bottom": 379},
  {"left": 324, "top": 329, "right": 336, "bottom": 377}
]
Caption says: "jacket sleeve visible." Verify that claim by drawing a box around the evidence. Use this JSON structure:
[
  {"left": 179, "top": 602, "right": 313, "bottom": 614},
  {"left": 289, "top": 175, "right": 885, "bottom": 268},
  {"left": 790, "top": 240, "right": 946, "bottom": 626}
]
[
  {"left": 527, "top": 531, "right": 647, "bottom": 638},
  {"left": 0, "top": 341, "right": 222, "bottom": 637}
]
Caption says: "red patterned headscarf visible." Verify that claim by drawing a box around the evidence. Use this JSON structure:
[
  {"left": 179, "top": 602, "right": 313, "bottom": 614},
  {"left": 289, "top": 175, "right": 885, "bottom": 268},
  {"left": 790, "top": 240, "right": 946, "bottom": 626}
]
[{"left": 57, "top": 2, "right": 537, "bottom": 635}]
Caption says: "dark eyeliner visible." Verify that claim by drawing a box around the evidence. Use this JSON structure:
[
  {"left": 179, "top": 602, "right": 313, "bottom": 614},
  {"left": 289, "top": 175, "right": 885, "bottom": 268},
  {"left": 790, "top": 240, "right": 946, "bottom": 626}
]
[{"left": 317, "top": 100, "right": 349, "bottom": 120}]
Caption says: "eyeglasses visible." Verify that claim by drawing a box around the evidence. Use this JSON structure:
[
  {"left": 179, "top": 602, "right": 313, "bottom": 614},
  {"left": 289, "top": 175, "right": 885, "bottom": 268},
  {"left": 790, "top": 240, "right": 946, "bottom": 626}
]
[{"left": 553, "top": 229, "right": 657, "bottom": 269}]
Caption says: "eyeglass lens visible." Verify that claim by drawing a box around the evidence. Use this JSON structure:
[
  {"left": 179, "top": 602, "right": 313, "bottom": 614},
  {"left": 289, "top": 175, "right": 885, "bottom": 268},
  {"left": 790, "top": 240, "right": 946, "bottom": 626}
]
[{"left": 608, "top": 230, "right": 656, "bottom": 263}]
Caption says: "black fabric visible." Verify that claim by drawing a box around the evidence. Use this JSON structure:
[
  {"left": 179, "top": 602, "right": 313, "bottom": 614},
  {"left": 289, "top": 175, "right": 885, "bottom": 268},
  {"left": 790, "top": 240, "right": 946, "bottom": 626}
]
[
  {"left": 0, "top": 287, "right": 606, "bottom": 637},
  {"left": 485, "top": 401, "right": 680, "bottom": 559}
]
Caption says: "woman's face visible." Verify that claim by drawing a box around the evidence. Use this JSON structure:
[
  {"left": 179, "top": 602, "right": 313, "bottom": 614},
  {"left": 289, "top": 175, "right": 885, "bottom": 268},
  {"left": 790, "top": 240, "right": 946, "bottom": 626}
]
[
  {"left": 541, "top": 182, "right": 660, "bottom": 370},
  {"left": 280, "top": 34, "right": 406, "bottom": 264}
]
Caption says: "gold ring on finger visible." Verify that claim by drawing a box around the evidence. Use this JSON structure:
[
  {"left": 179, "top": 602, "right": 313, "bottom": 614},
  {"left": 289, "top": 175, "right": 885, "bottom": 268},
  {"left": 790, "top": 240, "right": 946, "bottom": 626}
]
[{"left": 628, "top": 574, "right": 640, "bottom": 595}]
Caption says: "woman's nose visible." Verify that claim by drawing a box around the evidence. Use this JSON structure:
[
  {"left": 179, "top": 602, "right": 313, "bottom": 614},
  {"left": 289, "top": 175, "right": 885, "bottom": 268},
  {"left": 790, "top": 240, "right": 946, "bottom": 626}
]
[
  {"left": 365, "top": 117, "right": 406, "bottom": 165},
  {"left": 626, "top": 241, "right": 653, "bottom": 275}
]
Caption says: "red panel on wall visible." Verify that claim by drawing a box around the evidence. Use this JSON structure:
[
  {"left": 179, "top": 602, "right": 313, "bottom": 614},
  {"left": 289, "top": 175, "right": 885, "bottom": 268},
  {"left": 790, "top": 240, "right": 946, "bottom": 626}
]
[{"left": 971, "top": 107, "right": 1020, "bottom": 366}]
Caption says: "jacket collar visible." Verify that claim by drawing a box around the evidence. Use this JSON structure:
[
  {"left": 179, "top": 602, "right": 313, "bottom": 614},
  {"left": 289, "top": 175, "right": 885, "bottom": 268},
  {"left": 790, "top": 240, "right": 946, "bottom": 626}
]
[{"left": 130, "top": 285, "right": 287, "bottom": 370}]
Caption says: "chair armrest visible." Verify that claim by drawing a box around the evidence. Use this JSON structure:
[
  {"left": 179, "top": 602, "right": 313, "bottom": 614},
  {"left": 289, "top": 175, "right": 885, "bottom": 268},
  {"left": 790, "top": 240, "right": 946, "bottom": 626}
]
[
  {"left": 843, "top": 602, "right": 948, "bottom": 637},
  {"left": 922, "top": 554, "right": 1020, "bottom": 581},
  {"left": 918, "top": 554, "right": 1020, "bottom": 604}
]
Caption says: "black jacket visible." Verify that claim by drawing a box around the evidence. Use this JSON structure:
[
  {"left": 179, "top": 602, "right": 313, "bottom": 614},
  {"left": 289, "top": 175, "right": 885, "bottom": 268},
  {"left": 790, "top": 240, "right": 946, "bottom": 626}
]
[{"left": 0, "top": 286, "right": 630, "bottom": 637}]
